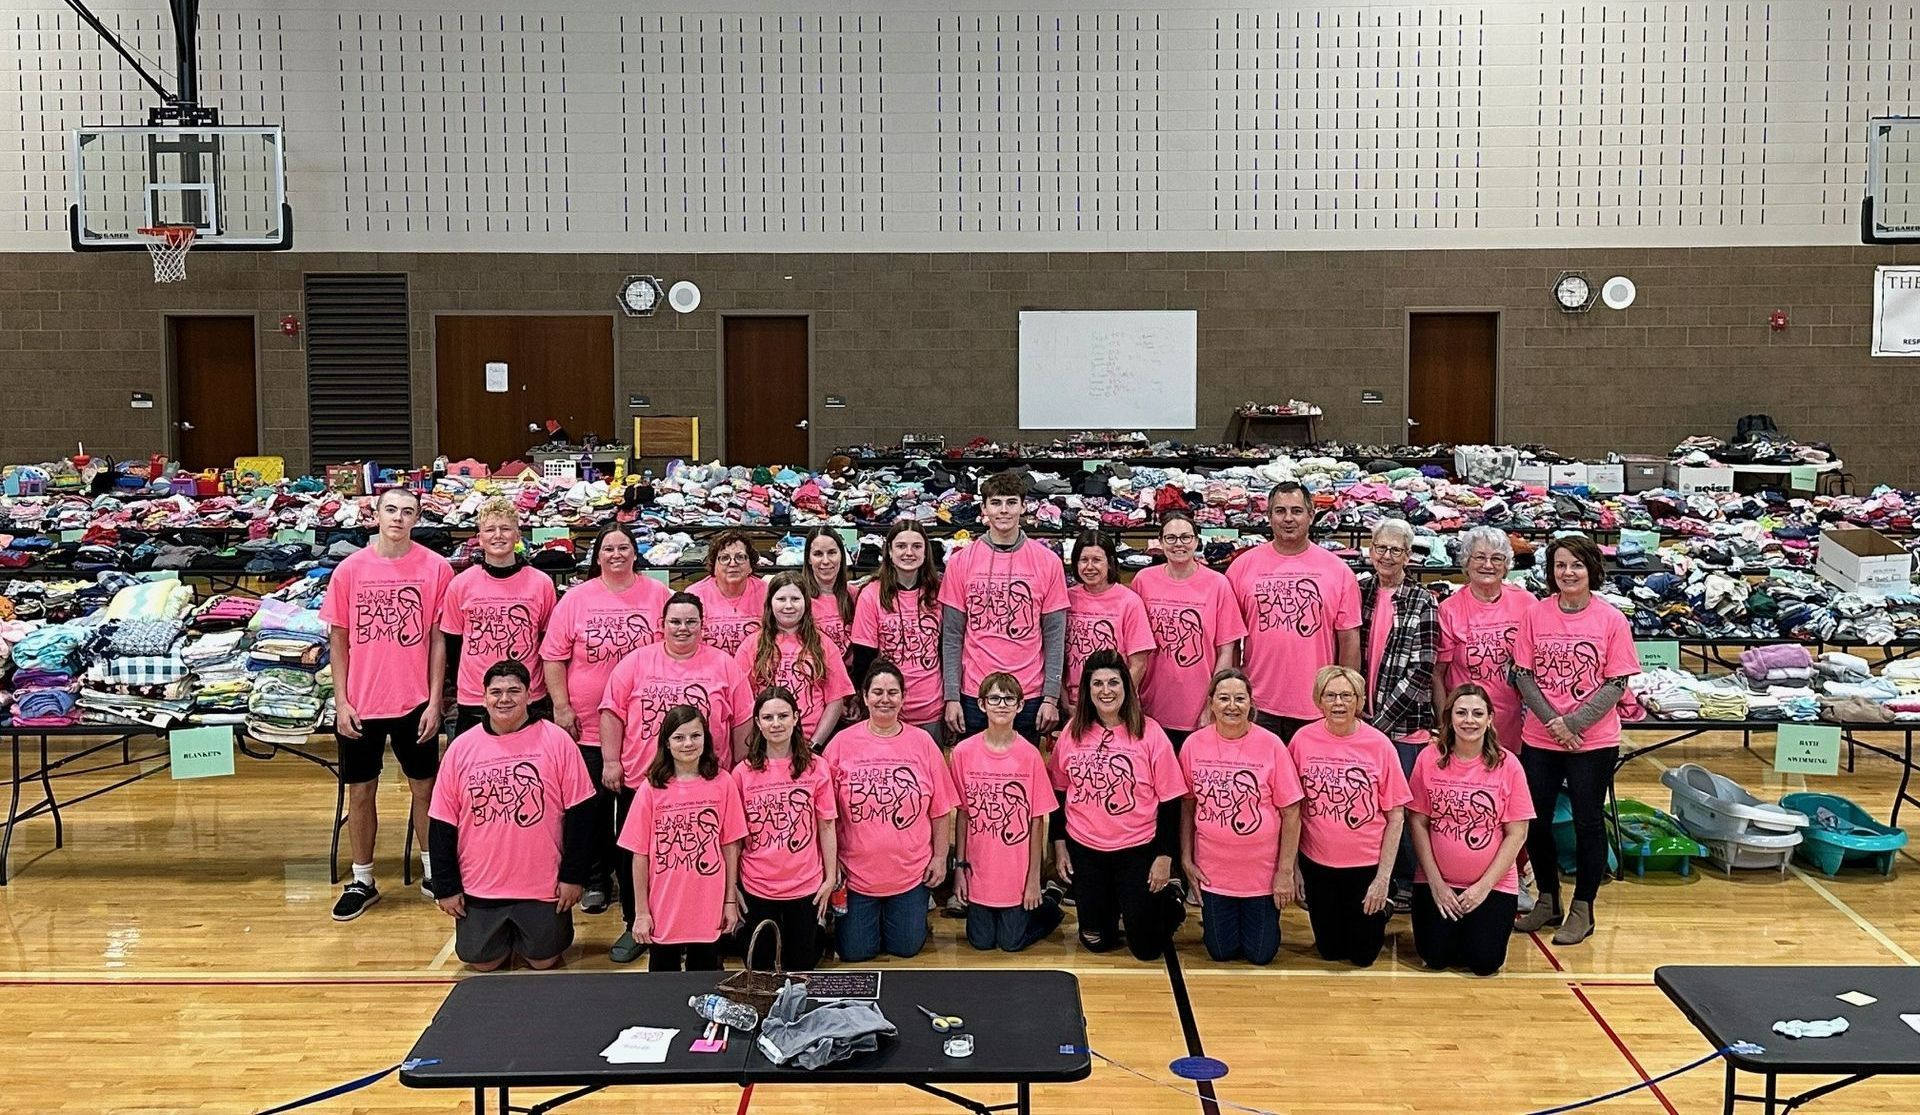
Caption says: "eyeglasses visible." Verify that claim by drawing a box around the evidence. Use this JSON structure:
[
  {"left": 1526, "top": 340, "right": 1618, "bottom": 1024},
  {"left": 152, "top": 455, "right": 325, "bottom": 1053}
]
[
  {"left": 981, "top": 694, "right": 1020, "bottom": 708},
  {"left": 716, "top": 553, "right": 750, "bottom": 565},
  {"left": 1468, "top": 553, "right": 1510, "bottom": 565},
  {"left": 1371, "top": 545, "right": 1408, "bottom": 558},
  {"left": 1321, "top": 691, "right": 1359, "bottom": 703},
  {"left": 1161, "top": 533, "right": 1196, "bottom": 544}
]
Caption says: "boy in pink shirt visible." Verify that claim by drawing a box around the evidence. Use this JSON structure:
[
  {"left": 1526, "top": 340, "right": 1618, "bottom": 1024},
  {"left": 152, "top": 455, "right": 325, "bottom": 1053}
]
[
  {"left": 1226, "top": 483, "right": 1361, "bottom": 741},
  {"left": 320, "top": 486, "right": 454, "bottom": 922},
  {"left": 939, "top": 471, "right": 1070, "bottom": 744},
  {"left": 1179, "top": 670, "right": 1303, "bottom": 965},
  {"left": 428, "top": 660, "right": 596, "bottom": 970},
  {"left": 1062, "top": 531, "right": 1155, "bottom": 715},
  {"left": 616, "top": 705, "right": 748, "bottom": 971},
  {"left": 1132, "top": 513, "right": 1246, "bottom": 747},
  {"left": 1408, "top": 685, "right": 1534, "bottom": 976},
  {"left": 951, "top": 672, "right": 1064, "bottom": 952},
  {"left": 828, "top": 662, "right": 958, "bottom": 962},
  {"left": 441, "top": 499, "right": 558, "bottom": 737}
]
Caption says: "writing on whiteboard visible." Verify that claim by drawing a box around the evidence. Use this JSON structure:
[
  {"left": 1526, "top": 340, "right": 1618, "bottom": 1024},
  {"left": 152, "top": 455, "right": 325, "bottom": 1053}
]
[{"left": 1019, "top": 311, "right": 1197, "bottom": 429}]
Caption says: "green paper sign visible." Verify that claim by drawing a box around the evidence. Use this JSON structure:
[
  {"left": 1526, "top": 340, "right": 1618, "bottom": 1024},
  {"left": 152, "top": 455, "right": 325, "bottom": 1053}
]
[
  {"left": 1082, "top": 459, "right": 1110, "bottom": 473},
  {"left": 1619, "top": 529, "right": 1661, "bottom": 554},
  {"left": 529, "top": 526, "right": 570, "bottom": 543},
  {"left": 274, "top": 528, "right": 315, "bottom": 545},
  {"left": 1636, "top": 640, "right": 1681, "bottom": 671},
  {"left": 836, "top": 527, "right": 858, "bottom": 552},
  {"left": 60, "top": 529, "right": 86, "bottom": 543},
  {"left": 1201, "top": 528, "right": 1238, "bottom": 540},
  {"left": 643, "top": 568, "right": 672, "bottom": 585},
  {"left": 1774, "top": 724, "right": 1842, "bottom": 776},
  {"left": 1790, "top": 466, "right": 1820, "bottom": 492},
  {"left": 170, "top": 725, "right": 235, "bottom": 780}
]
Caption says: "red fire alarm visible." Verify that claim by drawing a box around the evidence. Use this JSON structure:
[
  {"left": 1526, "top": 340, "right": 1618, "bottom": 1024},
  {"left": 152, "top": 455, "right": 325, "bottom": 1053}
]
[
  {"left": 1769, "top": 310, "right": 1789, "bottom": 332},
  {"left": 279, "top": 314, "right": 302, "bottom": 337}
]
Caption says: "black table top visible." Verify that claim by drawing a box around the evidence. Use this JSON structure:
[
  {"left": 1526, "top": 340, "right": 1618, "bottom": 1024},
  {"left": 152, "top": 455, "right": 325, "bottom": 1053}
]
[
  {"left": 401, "top": 969, "right": 1090, "bottom": 1090},
  {"left": 1657, "top": 965, "right": 1920, "bottom": 1074}
]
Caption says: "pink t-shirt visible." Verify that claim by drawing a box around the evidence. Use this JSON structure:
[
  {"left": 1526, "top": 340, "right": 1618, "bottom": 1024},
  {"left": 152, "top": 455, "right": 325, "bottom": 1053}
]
[
  {"left": 1364, "top": 586, "right": 1394, "bottom": 719},
  {"left": 1226, "top": 543, "right": 1362, "bottom": 719},
  {"left": 1513, "top": 596, "right": 1641, "bottom": 751},
  {"left": 811, "top": 592, "right": 854, "bottom": 659},
  {"left": 1436, "top": 587, "right": 1533, "bottom": 754},
  {"left": 734, "top": 632, "right": 855, "bottom": 741},
  {"left": 1178, "top": 724, "right": 1304, "bottom": 898},
  {"left": 1290, "top": 718, "right": 1413, "bottom": 869},
  {"left": 439, "top": 564, "right": 559, "bottom": 705},
  {"left": 687, "top": 575, "right": 767, "bottom": 656},
  {"left": 733, "top": 756, "right": 837, "bottom": 901},
  {"left": 538, "top": 576, "right": 672, "bottom": 746},
  {"left": 319, "top": 543, "right": 454, "bottom": 719},
  {"left": 949, "top": 734, "right": 1058, "bottom": 909},
  {"left": 616, "top": 770, "right": 749, "bottom": 945},
  {"left": 826, "top": 722, "right": 958, "bottom": 897},
  {"left": 1408, "top": 746, "right": 1535, "bottom": 894},
  {"left": 428, "top": 719, "right": 596, "bottom": 901},
  {"left": 598, "top": 643, "right": 752, "bottom": 778},
  {"left": 1047, "top": 717, "right": 1188, "bottom": 852},
  {"left": 937, "top": 537, "right": 1070, "bottom": 699},
  {"left": 1131, "top": 564, "right": 1248, "bottom": 731},
  {"left": 850, "top": 583, "right": 945, "bottom": 725},
  {"left": 1062, "top": 583, "right": 1156, "bottom": 705}
]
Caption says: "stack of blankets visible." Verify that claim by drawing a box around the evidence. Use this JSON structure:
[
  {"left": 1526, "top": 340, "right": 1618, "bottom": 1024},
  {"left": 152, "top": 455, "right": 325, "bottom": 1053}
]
[
  {"left": 7, "top": 622, "right": 86, "bottom": 726},
  {"left": 80, "top": 616, "right": 193, "bottom": 728},
  {"left": 245, "top": 597, "right": 332, "bottom": 743}
]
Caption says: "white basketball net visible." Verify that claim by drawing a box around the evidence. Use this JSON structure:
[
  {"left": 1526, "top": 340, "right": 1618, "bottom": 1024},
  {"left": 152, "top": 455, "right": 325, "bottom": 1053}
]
[{"left": 138, "top": 225, "right": 196, "bottom": 283}]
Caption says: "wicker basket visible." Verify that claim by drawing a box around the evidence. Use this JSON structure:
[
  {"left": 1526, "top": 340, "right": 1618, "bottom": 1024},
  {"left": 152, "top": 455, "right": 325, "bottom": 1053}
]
[{"left": 714, "top": 919, "right": 808, "bottom": 1016}]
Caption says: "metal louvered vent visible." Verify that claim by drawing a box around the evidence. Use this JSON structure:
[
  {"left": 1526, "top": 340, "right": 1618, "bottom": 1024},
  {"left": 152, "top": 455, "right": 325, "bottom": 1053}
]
[{"left": 304, "top": 273, "right": 411, "bottom": 466}]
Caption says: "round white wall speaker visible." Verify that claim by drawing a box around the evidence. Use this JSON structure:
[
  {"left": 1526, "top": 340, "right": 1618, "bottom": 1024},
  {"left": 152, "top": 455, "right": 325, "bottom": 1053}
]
[
  {"left": 668, "top": 281, "right": 702, "bottom": 313},
  {"left": 1601, "top": 276, "right": 1636, "bottom": 310}
]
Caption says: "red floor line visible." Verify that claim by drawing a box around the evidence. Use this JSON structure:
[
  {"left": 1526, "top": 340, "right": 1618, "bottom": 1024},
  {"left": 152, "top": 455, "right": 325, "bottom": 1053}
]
[
  {"left": 1574, "top": 981, "right": 1657, "bottom": 988},
  {"left": 1568, "top": 984, "right": 1680, "bottom": 1115},
  {"left": 1528, "top": 930, "right": 1566, "bottom": 973},
  {"left": 0, "top": 978, "right": 459, "bottom": 987}
]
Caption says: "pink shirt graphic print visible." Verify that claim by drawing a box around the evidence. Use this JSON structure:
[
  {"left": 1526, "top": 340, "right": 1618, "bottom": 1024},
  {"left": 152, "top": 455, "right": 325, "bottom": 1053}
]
[
  {"left": 440, "top": 564, "right": 559, "bottom": 704},
  {"left": 1290, "top": 718, "right": 1413, "bottom": 869},
  {"left": 538, "top": 576, "right": 671, "bottom": 746},
  {"left": 1513, "top": 595, "right": 1640, "bottom": 751},
  {"left": 1132, "top": 564, "right": 1247, "bottom": 731},
  {"left": 851, "top": 587, "right": 945, "bottom": 725},
  {"left": 429, "top": 720, "right": 595, "bottom": 901},
  {"left": 938, "top": 538, "right": 1069, "bottom": 698},
  {"left": 1226, "top": 544, "right": 1361, "bottom": 720},
  {"left": 687, "top": 575, "right": 767, "bottom": 656},
  {"left": 318, "top": 543, "right": 454, "bottom": 718},
  {"left": 1408, "top": 747, "right": 1535, "bottom": 893},
  {"left": 1435, "top": 588, "right": 1533, "bottom": 753},
  {"left": 617, "top": 770, "right": 748, "bottom": 945},
  {"left": 734, "top": 759, "right": 837, "bottom": 901}
]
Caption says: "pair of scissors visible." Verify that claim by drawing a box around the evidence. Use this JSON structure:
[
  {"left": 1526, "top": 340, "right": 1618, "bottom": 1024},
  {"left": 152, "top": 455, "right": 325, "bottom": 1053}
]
[{"left": 915, "top": 1004, "right": 964, "bottom": 1033}]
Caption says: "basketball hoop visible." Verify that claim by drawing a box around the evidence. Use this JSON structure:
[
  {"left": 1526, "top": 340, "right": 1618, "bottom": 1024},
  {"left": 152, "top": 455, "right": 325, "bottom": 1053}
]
[{"left": 136, "top": 224, "right": 197, "bottom": 283}]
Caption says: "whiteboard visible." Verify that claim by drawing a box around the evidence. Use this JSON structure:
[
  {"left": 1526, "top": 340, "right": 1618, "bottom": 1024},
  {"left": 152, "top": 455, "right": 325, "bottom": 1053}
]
[{"left": 1018, "top": 311, "right": 1197, "bottom": 429}]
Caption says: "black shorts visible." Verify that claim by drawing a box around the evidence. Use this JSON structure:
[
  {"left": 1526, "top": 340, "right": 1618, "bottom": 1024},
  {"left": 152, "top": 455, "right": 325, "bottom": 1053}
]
[
  {"left": 452, "top": 696, "right": 554, "bottom": 739},
  {"left": 454, "top": 897, "right": 574, "bottom": 964},
  {"left": 338, "top": 702, "right": 440, "bottom": 785}
]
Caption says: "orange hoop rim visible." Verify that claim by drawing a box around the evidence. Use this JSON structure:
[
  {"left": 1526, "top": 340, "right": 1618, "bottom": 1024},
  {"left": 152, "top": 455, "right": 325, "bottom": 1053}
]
[{"left": 137, "top": 224, "right": 199, "bottom": 247}]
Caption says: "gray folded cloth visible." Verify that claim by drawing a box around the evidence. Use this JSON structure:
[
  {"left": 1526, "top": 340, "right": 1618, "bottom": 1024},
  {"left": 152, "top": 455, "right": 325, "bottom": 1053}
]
[{"left": 754, "top": 982, "right": 897, "bottom": 1070}]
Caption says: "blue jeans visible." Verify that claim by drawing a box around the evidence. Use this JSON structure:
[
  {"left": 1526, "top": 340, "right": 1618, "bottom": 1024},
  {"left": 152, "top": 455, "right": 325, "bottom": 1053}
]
[
  {"left": 959, "top": 695, "right": 1045, "bottom": 744},
  {"left": 1200, "top": 890, "right": 1281, "bottom": 965},
  {"left": 965, "top": 899, "right": 1064, "bottom": 953},
  {"left": 835, "top": 884, "right": 930, "bottom": 962},
  {"left": 1390, "top": 740, "right": 1423, "bottom": 891}
]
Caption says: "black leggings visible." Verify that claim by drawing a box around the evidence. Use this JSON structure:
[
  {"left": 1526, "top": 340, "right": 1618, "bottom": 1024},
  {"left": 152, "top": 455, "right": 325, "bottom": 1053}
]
[
  {"left": 1412, "top": 885, "right": 1519, "bottom": 975},
  {"left": 648, "top": 941, "right": 721, "bottom": 972},
  {"left": 615, "top": 787, "right": 639, "bottom": 927},
  {"left": 1066, "top": 835, "right": 1181, "bottom": 962},
  {"left": 576, "top": 745, "right": 617, "bottom": 891},
  {"left": 1522, "top": 744, "right": 1617, "bottom": 905},
  {"left": 1298, "top": 856, "right": 1390, "bottom": 967},
  {"left": 741, "top": 890, "right": 823, "bottom": 973}
]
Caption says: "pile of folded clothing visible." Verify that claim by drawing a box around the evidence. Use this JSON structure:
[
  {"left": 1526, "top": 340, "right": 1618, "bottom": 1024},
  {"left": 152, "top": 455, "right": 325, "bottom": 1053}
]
[
  {"left": 1694, "top": 681, "right": 1752, "bottom": 721},
  {"left": 1629, "top": 669, "right": 1705, "bottom": 719},
  {"left": 7, "top": 622, "right": 88, "bottom": 727},
  {"left": 1770, "top": 688, "right": 1823, "bottom": 722},
  {"left": 1739, "top": 644, "right": 1814, "bottom": 688},
  {"left": 1817, "top": 651, "right": 1873, "bottom": 684},
  {"left": 190, "top": 593, "right": 259, "bottom": 631},
  {"left": 182, "top": 629, "right": 251, "bottom": 724},
  {"left": 80, "top": 614, "right": 193, "bottom": 728},
  {"left": 247, "top": 599, "right": 328, "bottom": 672},
  {"left": 247, "top": 666, "right": 327, "bottom": 745}
]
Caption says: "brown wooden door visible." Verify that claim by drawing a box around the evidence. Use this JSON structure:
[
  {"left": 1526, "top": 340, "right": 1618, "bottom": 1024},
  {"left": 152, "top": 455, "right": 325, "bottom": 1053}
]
[
  {"left": 169, "top": 316, "right": 258, "bottom": 469},
  {"left": 723, "top": 316, "right": 810, "bottom": 466},
  {"left": 434, "top": 315, "right": 615, "bottom": 465},
  {"left": 1407, "top": 312, "right": 1498, "bottom": 445}
]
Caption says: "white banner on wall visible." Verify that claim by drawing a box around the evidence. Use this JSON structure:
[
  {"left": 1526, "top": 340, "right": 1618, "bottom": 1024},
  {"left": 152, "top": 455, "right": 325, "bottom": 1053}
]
[{"left": 1872, "top": 267, "right": 1920, "bottom": 356}]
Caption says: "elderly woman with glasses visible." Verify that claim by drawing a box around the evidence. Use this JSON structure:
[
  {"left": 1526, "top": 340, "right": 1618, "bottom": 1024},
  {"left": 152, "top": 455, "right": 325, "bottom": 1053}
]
[
  {"left": 1357, "top": 518, "right": 1439, "bottom": 912},
  {"left": 1436, "top": 528, "right": 1531, "bottom": 759}
]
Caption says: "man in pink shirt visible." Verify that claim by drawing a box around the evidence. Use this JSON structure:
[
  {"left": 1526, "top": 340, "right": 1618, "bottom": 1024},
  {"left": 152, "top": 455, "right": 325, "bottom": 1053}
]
[
  {"left": 428, "top": 660, "right": 596, "bottom": 969},
  {"left": 939, "top": 471, "right": 1070, "bottom": 745},
  {"left": 321, "top": 486, "right": 454, "bottom": 922},
  {"left": 1226, "top": 482, "right": 1361, "bottom": 742}
]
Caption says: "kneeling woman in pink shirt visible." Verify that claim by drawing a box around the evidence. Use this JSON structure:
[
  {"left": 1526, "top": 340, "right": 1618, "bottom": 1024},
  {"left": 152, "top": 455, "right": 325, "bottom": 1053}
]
[
  {"left": 1049, "top": 649, "right": 1190, "bottom": 961},
  {"left": 616, "top": 705, "right": 747, "bottom": 971},
  {"left": 1409, "top": 684, "right": 1533, "bottom": 976},
  {"left": 1179, "top": 668, "right": 1303, "bottom": 965},
  {"left": 733, "top": 686, "right": 838, "bottom": 972},
  {"left": 827, "top": 660, "right": 958, "bottom": 962},
  {"left": 1291, "top": 666, "right": 1412, "bottom": 968},
  {"left": 951, "top": 671, "right": 1064, "bottom": 952}
]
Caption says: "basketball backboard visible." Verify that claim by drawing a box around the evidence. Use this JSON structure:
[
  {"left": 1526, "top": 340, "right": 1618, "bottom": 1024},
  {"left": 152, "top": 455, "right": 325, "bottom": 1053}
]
[
  {"left": 70, "top": 124, "right": 291, "bottom": 251},
  {"left": 1866, "top": 117, "right": 1920, "bottom": 244}
]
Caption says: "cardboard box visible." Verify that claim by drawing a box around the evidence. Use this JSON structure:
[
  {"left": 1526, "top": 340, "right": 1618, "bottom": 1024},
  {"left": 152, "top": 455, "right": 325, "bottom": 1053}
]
[
  {"left": 1615, "top": 455, "right": 1667, "bottom": 493},
  {"left": 1816, "top": 528, "right": 1915, "bottom": 595},
  {"left": 1511, "top": 463, "right": 1550, "bottom": 487},
  {"left": 1549, "top": 463, "right": 1587, "bottom": 488},
  {"left": 1586, "top": 463, "right": 1626, "bottom": 495},
  {"left": 1666, "top": 464, "right": 1735, "bottom": 493}
]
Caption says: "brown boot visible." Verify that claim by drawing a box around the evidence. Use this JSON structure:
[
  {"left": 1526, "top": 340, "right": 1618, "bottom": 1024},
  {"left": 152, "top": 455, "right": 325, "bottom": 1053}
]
[
  {"left": 1551, "top": 900, "right": 1595, "bottom": 945},
  {"left": 1513, "top": 892, "right": 1562, "bottom": 934}
]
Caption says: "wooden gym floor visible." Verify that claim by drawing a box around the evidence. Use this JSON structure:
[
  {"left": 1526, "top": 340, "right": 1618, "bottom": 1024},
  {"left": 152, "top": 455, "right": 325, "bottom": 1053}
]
[{"left": 4, "top": 730, "right": 1918, "bottom": 1114}]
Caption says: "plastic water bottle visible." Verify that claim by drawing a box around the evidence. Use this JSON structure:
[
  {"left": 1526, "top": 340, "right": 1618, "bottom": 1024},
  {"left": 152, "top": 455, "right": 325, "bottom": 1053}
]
[{"left": 688, "top": 994, "right": 760, "bottom": 1031}]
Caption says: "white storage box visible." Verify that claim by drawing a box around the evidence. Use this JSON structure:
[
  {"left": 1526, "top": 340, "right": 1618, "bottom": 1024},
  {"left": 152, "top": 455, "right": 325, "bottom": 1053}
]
[
  {"left": 1511, "top": 463, "right": 1550, "bottom": 487},
  {"left": 1816, "top": 528, "right": 1915, "bottom": 594},
  {"left": 1549, "top": 463, "right": 1587, "bottom": 488},
  {"left": 1586, "top": 463, "right": 1626, "bottom": 494},
  {"left": 1666, "top": 464, "right": 1735, "bottom": 493}
]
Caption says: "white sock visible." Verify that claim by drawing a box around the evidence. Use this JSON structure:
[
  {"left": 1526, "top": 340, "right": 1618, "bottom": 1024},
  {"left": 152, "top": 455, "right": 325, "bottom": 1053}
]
[
  {"left": 351, "top": 862, "right": 375, "bottom": 887},
  {"left": 419, "top": 852, "right": 433, "bottom": 879}
]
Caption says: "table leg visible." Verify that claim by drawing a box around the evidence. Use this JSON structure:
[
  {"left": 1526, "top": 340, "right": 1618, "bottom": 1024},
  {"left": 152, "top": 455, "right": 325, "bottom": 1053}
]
[
  {"left": 1017, "top": 1082, "right": 1030, "bottom": 1115},
  {"left": 499, "top": 1086, "right": 509, "bottom": 1115},
  {"left": 2, "top": 734, "right": 21, "bottom": 885},
  {"left": 330, "top": 776, "right": 346, "bottom": 886},
  {"left": 1723, "top": 1062, "right": 1735, "bottom": 1115},
  {"left": 474, "top": 1087, "right": 483, "bottom": 1115},
  {"left": 1764, "top": 1072, "right": 1776, "bottom": 1115},
  {"left": 1892, "top": 730, "right": 1918, "bottom": 829},
  {"left": 40, "top": 735, "right": 62, "bottom": 850}
]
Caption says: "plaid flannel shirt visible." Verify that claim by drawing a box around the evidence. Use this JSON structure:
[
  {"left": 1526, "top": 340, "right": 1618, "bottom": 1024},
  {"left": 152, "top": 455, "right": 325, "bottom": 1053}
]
[{"left": 1357, "top": 574, "right": 1439, "bottom": 740}]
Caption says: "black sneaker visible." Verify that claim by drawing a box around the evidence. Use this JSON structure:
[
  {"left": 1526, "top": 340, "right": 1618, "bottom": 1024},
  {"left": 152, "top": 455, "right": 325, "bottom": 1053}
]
[
  {"left": 581, "top": 885, "right": 611, "bottom": 915},
  {"left": 1389, "top": 886, "right": 1413, "bottom": 916},
  {"left": 1041, "top": 880, "right": 1068, "bottom": 907},
  {"left": 419, "top": 876, "right": 435, "bottom": 899},
  {"left": 332, "top": 881, "right": 380, "bottom": 922}
]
